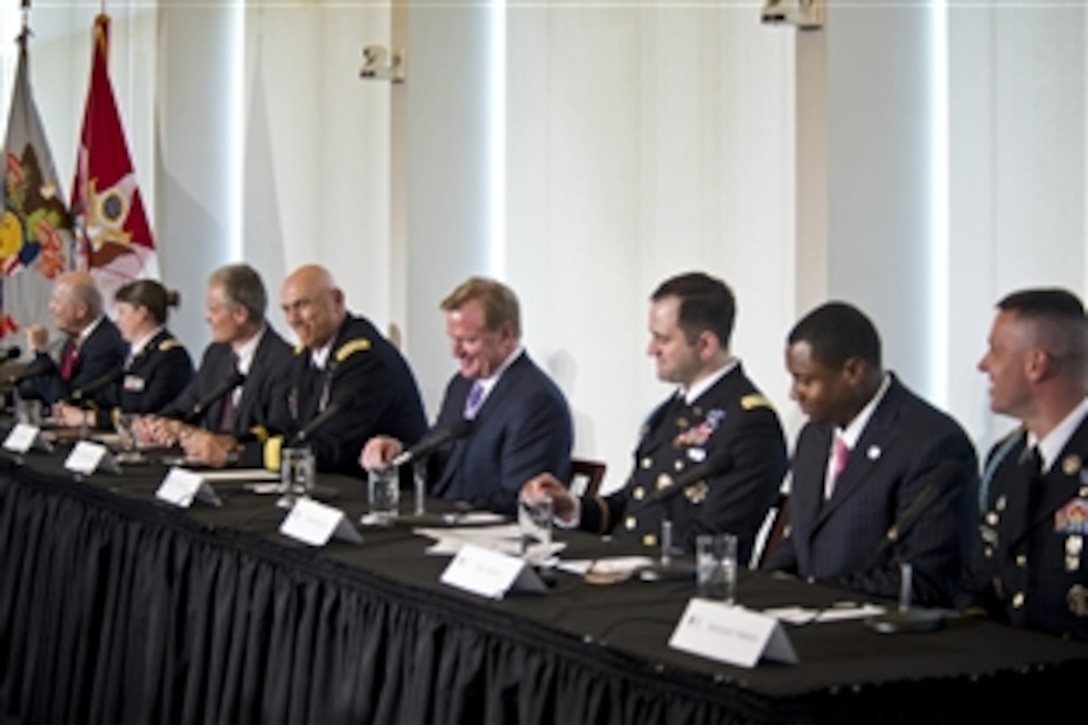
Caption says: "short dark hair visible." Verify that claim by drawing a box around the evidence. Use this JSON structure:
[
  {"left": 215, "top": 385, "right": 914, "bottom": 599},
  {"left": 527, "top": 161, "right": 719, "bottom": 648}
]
[
  {"left": 209, "top": 264, "right": 268, "bottom": 324},
  {"left": 997, "top": 287, "right": 1086, "bottom": 369},
  {"left": 115, "top": 279, "right": 180, "bottom": 325},
  {"left": 650, "top": 272, "right": 736, "bottom": 348},
  {"left": 788, "top": 301, "right": 882, "bottom": 369}
]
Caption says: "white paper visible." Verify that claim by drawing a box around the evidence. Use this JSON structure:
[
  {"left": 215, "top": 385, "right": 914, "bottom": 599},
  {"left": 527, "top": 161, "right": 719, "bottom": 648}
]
[
  {"left": 764, "top": 602, "right": 886, "bottom": 625},
  {"left": 279, "top": 497, "right": 363, "bottom": 546},
  {"left": 64, "top": 440, "right": 109, "bottom": 475},
  {"left": 439, "top": 543, "right": 546, "bottom": 599},
  {"left": 415, "top": 523, "right": 566, "bottom": 559},
  {"left": 201, "top": 468, "right": 281, "bottom": 482},
  {"left": 669, "top": 598, "right": 798, "bottom": 669},
  {"left": 557, "top": 556, "right": 655, "bottom": 577},
  {"left": 4, "top": 423, "right": 40, "bottom": 453}
]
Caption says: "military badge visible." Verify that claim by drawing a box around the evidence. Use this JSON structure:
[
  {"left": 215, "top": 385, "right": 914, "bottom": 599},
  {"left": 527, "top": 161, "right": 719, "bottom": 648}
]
[
  {"left": 1066, "top": 536, "right": 1083, "bottom": 572},
  {"left": 1063, "top": 455, "right": 1082, "bottom": 477},
  {"left": 673, "top": 409, "right": 725, "bottom": 448},
  {"left": 1055, "top": 498, "right": 1088, "bottom": 534},
  {"left": 687, "top": 447, "right": 706, "bottom": 463},
  {"left": 683, "top": 481, "right": 709, "bottom": 505},
  {"left": 995, "top": 495, "right": 1007, "bottom": 512}
]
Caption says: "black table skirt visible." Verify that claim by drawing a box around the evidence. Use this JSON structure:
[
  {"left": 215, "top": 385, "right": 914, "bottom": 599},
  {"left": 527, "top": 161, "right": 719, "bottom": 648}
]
[{"left": 1, "top": 453, "right": 1086, "bottom": 724}]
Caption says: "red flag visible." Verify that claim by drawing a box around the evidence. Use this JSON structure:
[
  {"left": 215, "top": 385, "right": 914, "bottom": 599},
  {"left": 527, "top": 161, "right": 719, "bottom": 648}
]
[{"left": 71, "top": 13, "right": 157, "bottom": 304}]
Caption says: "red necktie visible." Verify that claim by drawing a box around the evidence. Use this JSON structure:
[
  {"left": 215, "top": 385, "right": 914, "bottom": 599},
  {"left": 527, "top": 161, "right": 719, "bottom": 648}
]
[
  {"left": 827, "top": 434, "right": 851, "bottom": 499},
  {"left": 217, "top": 353, "right": 240, "bottom": 432},
  {"left": 59, "top": 339, "right": 80, "bottom": 381}
]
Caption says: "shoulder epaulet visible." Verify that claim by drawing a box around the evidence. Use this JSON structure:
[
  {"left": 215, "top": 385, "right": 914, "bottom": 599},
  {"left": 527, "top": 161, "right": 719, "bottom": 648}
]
[
  {"left": 335, "top": 337, "right": 371, "bottom": 363},
  {"left": 740, "top": 393, "right": 773, "bottom": 411},
  {"left": 158, "top": 338, "right": 182, "bottom": 352}
]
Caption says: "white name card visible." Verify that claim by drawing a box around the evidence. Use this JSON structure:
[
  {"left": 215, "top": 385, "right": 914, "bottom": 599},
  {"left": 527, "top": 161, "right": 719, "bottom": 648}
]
[
  {"left": 669, "top": 598, "right": 798, "bottom": 669},
  {"left": 439, "top": 543, "right": 547, "bottom": 599},
  {"left": 155, "top": 467, "right": 223, "bottom": 508},
  {"left": 64, "top": 440, "right": 114, "bottom": 475},
  {"left": 279, "top": 497, "right": 363, "bottom": 546},
  {"left": 3, "top": 423, "right": 40, "bottom": 454}
]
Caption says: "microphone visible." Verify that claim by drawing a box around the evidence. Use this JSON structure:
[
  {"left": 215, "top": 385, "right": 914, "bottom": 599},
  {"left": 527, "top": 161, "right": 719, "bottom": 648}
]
[
  {"left": 865, "top": 459, "right": 965, "bottom": 635},
  {"left": 182, "top": 370, "right": 246, "bottom": 424},
  {"left": 0, "top": 346, "right": 21, "bottom": 361},
  {"left": 69, "top": 368, "right": 124, "bottom": 403},
  {"left": 631, "top": 448, "right": 732, "bottom": 511},
  {"left": 289, "top": 392, "right": 358, "bottom": 446},
  {"left": 8, "top": 358, "right": 51, "bottom": 386},
  {"left": 388, "top": 419, "right": 474, "bottom": 469}
]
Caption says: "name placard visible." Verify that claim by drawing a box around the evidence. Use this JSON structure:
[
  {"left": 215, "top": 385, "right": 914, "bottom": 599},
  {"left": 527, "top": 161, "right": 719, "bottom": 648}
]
[
  {"left": 64, "top": 440, "right": 112, "bottom": 475},
  {"left": 439, "top": 543, "right": 546, "bottom": 599},
  {"left": 3, "top": 423, "right": 40, "bottom": 454},
  {"left": 155, "top": 468, "right": 222, "bottom": 508},
  {"left": 279, "top": 497, "right": 363, "bottom": 546},
  {"left": 669, "top": 598, "right": 798, "bottom": 668}
]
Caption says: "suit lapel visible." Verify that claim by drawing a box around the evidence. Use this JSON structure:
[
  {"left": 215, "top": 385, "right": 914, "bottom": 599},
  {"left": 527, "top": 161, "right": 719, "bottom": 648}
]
[{"left": 813, "top": 378, "right": 905, "bottom": 530}]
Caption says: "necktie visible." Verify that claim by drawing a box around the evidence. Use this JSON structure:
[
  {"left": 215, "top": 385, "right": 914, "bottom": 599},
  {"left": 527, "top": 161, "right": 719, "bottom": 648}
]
[
  {"left": 826, "top": 433, "right": 851, "bottom": 499},
  {"left": 218, "top": 353, "right": 240, "bottom": 433},
  {"left": 59, "top": 339, "right": 80, "bottom": 381},
  {"left": 1021, "top": 444, "right": 1043, "bottom": 479},
  {"left": 463, "top": 380, "right": 485, "bottom": 420}
]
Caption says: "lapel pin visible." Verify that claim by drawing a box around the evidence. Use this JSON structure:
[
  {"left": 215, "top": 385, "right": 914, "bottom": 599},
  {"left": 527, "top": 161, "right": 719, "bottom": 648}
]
[{"left": 867, "top": 445, "right": 881, "bottom": 461}]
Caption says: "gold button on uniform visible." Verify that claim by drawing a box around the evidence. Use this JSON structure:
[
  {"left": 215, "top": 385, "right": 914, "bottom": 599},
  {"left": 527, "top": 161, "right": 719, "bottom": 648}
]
[
  {"left": 985, "top": 512, "right": 999, "bottom": 526},
  {"left": 1016, "top": 555, "right": 1027, "bottom": 567},
  {"left": 633, "top": 487, "right": 645, "bottom": 501},
  {"left": 642, "top": 534, "right": 657, "bottom": 547},
  {"left": 1012, "top": 592, "right": 1025, "bottom": 608},
  {"left": 984, "top": 546, "right": 993, "bottom": 558},
  {"left": 674, "top": 460, "right": 684, "bottom": 472},
  {"left": 625, "top": 516, "right": 637, "bottom": 530},
  {"left": 640, "top": 457, "right": 652, "bottom": 470}
]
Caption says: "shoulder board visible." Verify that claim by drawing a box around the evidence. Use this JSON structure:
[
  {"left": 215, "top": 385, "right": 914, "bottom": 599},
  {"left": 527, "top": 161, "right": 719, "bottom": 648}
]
[
  {"left": 740, "top": 393, "right": 773, "bottom": 411},
  {"left": 335, "top": 338, "right": 371, "bottom": 363},
  {"left": 158, "top": 339, "right": 182, "bottom": 352},
  {"left": 293, "top": 344, "right": 306, "bottom": 356}
]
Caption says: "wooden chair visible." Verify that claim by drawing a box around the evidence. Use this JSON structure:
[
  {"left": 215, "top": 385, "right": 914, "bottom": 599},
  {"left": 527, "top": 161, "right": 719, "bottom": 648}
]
[
  {"left": 569, "top": 458, "right": 606, "bottom": 497},
  {"left": 754, "top": 492, "right": 791, "bottom": 569}
]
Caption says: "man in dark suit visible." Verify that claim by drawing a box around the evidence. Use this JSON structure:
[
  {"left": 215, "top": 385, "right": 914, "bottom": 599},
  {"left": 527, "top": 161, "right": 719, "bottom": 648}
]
[
  {"left": 522, "top": 272, "right": 787, "bottom": 561},
  {"left": 959, "top": 289, "right": 1088, "bottom": 639},
  {"left": 766, "top": 302, "right": 978, "bottom": 607},
  {"left": 21, "top": 270, "right": 126, "bottom": 409},
  {"left": 142, "top": 264, "right": 294, "bottom": 462},
  {"left": 198, "top": 264, "right": 427, "bottom": 476},
  {"left": 361, "top": 277, "right": 572, "bottom": 514}
]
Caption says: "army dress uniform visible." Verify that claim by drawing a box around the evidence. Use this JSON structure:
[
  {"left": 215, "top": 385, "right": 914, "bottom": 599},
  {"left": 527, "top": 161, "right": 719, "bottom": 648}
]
[
  {"left": 578, "top": 362, "right": 788, "bottom": 562},
  {"left": 93, "top": 328, "right": 194, "bottom": 429},
  {"left": 960, "top": 402, "right": 1088, "bottom": 640}
]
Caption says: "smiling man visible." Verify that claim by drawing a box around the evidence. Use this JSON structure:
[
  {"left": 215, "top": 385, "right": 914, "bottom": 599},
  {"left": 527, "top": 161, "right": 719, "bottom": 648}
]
[
  {"left": 522, "top": 272, "right": 787, "bottom": 560},
  {"left": 766, "top": 301, "right": 977, "bottom": 607},
  {"left": 959, "top": 288, "right": 1088, "bottom": 639},
  {"left": 361, "top": 277, "right": 572, "bottom": 514}
]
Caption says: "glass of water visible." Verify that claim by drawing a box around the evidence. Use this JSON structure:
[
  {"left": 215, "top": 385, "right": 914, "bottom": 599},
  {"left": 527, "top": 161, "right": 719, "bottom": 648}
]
[
  {"left": 366, "top": 466, "right": 400, "bottom": 525},
  {"left": 518, "top": 494, "right": 553, "bottom": 567},
  {"left": 696, "top": 533, "right": 738, "bottom": 605},
  {"left": 278, "top": 446, "right": 315, "bottom": 509}
]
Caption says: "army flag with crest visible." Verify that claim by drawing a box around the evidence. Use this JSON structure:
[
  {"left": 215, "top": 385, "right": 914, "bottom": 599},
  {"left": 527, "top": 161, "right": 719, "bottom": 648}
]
[
  {"left": 0, "top": 20, "right": 76, "bottom": 342},
  {"left": 71, "top": 13, "right": 158, "bottom": 307}
]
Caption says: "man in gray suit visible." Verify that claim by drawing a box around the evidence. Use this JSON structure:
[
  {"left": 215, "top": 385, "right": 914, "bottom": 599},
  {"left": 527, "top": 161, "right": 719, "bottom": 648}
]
[
  {"left": 766, "top": 302, "right": 978, "bottom": 607},
  {"left": 139, "top": 263, "right": 294, "bottom": 464}
]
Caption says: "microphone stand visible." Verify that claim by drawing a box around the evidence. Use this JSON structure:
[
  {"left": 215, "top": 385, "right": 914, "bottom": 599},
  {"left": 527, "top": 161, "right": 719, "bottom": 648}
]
[
  {"left": 864, "top": 561, "right": 945, "bottom": 634},
  {"left": 638, "top": 496, "right": 696, "bottom": 582}
]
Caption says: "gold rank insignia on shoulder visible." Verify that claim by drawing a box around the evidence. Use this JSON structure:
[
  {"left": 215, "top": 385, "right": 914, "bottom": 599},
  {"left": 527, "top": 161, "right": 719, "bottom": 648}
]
[
  {"left": 1063, "top": 454, "right": 1082, "bottom": 477},
  {"left": 158, "top": 339, "right": 182, "bottom": 351},
  {"left": 740, "top": 394, "right": 772, "bottom": 411},
  {"left": 335, "top": 338, "right": 371, "bottom": 362},
  {"left": 684, "top": 481, "right": 708, "bottom": 504}
]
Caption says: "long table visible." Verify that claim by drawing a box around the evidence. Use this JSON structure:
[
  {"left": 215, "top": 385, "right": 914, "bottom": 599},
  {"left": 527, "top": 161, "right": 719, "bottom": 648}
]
[{"left": 1, "top": 449, "right": 1086, "bottom": 724}]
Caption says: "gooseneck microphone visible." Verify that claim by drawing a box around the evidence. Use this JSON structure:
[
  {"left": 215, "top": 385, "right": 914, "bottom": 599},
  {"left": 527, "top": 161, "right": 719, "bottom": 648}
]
[
  {"left": 69, "top": 368, "right": 124, "bottom": 403},
  {"left": 290, "top": 392, "right": 359, "bottom": 446},
  {"left": 182, "top": 370, "right": 246, "bottom": 424},
  {"left": 388, "top": 419, "right": 474, "bottom": 469}
]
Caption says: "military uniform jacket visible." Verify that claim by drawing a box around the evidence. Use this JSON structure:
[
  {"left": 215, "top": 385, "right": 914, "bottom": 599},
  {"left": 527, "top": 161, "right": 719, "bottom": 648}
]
[
  {"left": 93, "top": 328, "right": 194, "bottom": 429},
  {"left": 767, "top": 374, "right": 978, "bottom": 607},
  {"left": 158, "top": 327, "right": 294, "bottom": 439},
  {"left": 959, "top": 414, "right": 1088, "bottom": 640},
  {"left": 24, "top": 316, "right": 126, "bottom": 408},
  {"left": 247, "top": 314, "right": 427, "bottom": 476},
  {"left": 580, "top": 363, "right": 787, "bottom": 562},
  {"left": 428, "top": 352, "right": 573, "bottom": 515}
]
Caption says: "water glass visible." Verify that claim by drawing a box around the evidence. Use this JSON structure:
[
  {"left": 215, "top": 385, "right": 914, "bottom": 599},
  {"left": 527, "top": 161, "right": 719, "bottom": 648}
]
[
  {"left": 518, "top": 495, "right": 553, "bottom": 566},
  {"left": 696, "top": 533, "right": 738, "bottom": 604},
  {"left": 16, "top": 398, "right": 43, "bottom": 427},
  {"left": 367, "top": 466, "right": 400, "bottom": 525},
  {"left": 278, "top": 446, "right": 315, "bottom": 509}
]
